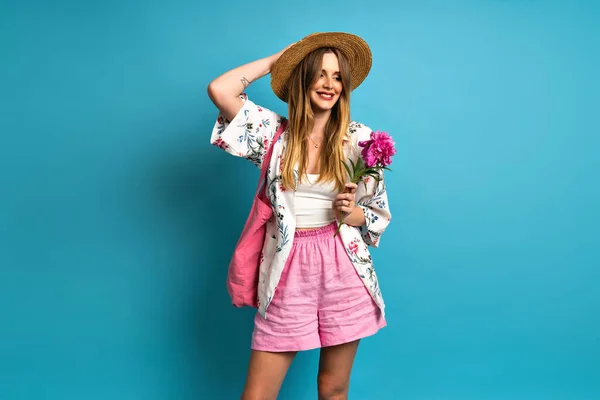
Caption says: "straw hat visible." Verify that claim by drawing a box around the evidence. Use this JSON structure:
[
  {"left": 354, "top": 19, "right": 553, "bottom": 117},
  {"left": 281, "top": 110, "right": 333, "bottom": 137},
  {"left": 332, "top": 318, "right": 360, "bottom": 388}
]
[{"left": 270, "top": 32, "right": 372, "bottom": 102}]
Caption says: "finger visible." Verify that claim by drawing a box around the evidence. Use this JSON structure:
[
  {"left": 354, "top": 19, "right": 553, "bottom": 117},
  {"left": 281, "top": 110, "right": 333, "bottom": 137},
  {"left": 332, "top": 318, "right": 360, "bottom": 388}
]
[
  {"left": 338, "top": 193, "right": 354, "bottom": 201},
  {"left": 337, "top": 200, "right": 354, "bottom": 209},
  {"left": 334, "top": 195, "right": 346, "bottom": 203},
  {"left": 338, "top": 199, "right": 352, "bottom": 207},
  {"left": 340, "top": 206, "right": 353, "bottom": 214},
  {"left": 345, "top": 183, "right": 358, "bottom": 194}
]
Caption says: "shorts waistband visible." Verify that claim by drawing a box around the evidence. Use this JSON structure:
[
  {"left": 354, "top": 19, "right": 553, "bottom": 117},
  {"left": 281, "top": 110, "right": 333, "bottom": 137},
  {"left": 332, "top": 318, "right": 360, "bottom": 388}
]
[{"left": 294, "top": 222, "right": 338, "bottom": 241}]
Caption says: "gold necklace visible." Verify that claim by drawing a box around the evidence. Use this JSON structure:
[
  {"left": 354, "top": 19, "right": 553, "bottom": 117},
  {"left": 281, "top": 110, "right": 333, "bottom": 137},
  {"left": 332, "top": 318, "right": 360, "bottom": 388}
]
[{"left": 307, "top": 135, "right": 321, "bottom": 149}]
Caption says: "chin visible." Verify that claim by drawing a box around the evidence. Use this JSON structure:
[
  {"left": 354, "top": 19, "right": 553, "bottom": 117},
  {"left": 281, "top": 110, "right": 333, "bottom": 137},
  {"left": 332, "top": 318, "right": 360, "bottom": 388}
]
[
  {"left": 311, "top": 97, "right": 340, "bottom": 113},
  {"left": 316, "top": 104, "right": 335, "bottom": 112}
]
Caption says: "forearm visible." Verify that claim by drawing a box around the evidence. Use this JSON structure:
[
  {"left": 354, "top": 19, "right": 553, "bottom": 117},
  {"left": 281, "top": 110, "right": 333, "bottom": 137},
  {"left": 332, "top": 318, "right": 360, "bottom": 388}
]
[
  {"left": 338, "top": 206, "right": 366, "bottom": 227},
  {"left": 209, "top": 55, "right": 275, "bottom": 97},
  {"left": 207, "top": 55, "right": 277, "bottom": 121}
]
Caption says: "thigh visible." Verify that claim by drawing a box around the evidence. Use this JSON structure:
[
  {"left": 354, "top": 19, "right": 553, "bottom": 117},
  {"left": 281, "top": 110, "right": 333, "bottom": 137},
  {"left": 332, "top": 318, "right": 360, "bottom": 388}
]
[
  {"left": 252, "top": 241, "right": 321, "bottom": 352},
  {"left": 318, "top": 253, "right": 386, "bottom": 347},
  {"left": 317, "top": 340, "right": 360, "bottom": 398},
  {"left": 242, "top": 350, "right": 296, "bottom": 400}
]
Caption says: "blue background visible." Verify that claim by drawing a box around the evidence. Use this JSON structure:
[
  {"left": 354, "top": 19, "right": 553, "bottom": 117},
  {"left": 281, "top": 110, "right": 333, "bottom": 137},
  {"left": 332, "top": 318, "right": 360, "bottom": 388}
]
[{"left": 1, "top": 0, "right": 599, "bottom": 399}]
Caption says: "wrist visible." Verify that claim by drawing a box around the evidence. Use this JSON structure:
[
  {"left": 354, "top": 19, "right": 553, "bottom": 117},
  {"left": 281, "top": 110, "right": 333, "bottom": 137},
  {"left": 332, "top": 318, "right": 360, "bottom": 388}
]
[
  {"left": 266, "top": 53, "right": 280, "bottom": 73},
  {"left": 338, "top": 205, "right": 365, "bottom": 227}
]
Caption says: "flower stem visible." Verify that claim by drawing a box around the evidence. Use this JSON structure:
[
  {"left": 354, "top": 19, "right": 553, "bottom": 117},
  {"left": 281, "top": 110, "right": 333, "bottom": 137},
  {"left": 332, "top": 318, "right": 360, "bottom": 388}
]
[
  {"left": 333, "top": 218, "right": 343, "bottom": 237},
  {"left": 333, "top": 182, "right": 355, "bottom": 238}
]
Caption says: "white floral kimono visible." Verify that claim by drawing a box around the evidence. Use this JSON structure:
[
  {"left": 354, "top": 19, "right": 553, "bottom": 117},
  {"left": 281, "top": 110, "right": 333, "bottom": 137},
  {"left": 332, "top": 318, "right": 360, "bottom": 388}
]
[{"left": 210, "top": 94, "right": 392, "bottom": 319}]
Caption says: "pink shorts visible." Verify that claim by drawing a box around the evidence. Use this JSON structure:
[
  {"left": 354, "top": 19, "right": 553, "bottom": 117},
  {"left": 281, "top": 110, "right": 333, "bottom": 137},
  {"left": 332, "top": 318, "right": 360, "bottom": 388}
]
[{"left": 251, "top": 222, "right": 386, "bottom": 352}]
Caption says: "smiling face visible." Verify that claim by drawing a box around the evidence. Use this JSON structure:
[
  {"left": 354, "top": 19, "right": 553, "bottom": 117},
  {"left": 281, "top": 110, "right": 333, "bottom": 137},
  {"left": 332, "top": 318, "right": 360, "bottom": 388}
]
[
  {"left": 283, "top": 47, "right": 353, "bottom": 192},
  {"left": 308, "top": 52, "right": 343, "bottom": 115}
]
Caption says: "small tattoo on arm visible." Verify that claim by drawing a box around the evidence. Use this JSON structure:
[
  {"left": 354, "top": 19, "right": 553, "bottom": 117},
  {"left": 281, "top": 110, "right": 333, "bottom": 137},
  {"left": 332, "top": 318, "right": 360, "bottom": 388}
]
[{"left": 241, "top": 77, "right": 250, "bottom": 89}]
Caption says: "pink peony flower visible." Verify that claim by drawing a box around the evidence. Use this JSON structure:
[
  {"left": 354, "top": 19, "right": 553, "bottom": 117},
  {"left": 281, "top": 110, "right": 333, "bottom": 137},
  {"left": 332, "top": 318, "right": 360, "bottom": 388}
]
[
  {"left": 334, "top": 130, "right": 395, "bottom": 237},
  {"left": 358, "top": 131, "right": 396, "bottom": 168}
]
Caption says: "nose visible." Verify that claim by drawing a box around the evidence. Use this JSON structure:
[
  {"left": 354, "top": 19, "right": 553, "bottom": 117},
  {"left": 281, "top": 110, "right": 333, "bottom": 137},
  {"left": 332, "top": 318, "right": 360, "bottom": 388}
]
[{"left": 323, "top": 78, "right": 334, "bottom": 89}]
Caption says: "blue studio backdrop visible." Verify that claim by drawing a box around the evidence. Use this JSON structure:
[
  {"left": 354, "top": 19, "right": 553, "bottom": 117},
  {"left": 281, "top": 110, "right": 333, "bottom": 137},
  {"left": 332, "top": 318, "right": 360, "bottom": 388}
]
[{"left": 1, "top": 1, "right": 599, "bottom": 399}]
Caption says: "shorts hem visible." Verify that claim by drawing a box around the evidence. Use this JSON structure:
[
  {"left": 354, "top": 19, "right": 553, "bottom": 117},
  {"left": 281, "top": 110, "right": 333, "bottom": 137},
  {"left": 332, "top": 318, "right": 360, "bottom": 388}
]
[
  {"left": 251, "top": 319, "right": 387, "bottom": 352},
  {"left": 320, "top": 319, "right": 387, "bottom": 348},
  {"left": 250, "top": 343, "right": 322, "bottom": 352},
  {"left": 251, "top": 338, "right": 322, "bottom": 352}
]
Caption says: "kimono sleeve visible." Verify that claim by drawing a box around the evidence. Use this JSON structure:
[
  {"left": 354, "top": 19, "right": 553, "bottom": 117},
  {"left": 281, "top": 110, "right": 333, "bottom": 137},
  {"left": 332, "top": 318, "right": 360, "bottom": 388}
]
[
  {"left": 210, "top": 93, "right": 285, "bottom": 169},
  {"left": 352, "top": 124, "right": 393, "bottom": 248}
]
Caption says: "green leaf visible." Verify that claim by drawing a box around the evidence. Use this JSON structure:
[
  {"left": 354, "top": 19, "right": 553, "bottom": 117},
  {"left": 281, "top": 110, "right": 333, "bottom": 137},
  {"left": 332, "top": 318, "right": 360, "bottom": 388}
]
[
  {"left": 356, "top": 157, "right": 364, "bottom": 171},
  {"left": 356, "top": 170, "right": 366, "bottom": 183},
  {"left": 342, "top": 160, "right": 352, "bottom": 178},
  {"left": 351, "top": 159, "right": 362, "bottom": 181}
]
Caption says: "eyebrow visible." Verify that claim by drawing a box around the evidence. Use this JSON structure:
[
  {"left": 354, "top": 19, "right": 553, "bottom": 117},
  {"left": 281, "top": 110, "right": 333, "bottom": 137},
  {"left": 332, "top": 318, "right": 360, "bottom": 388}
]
[{"left": 321, "top": 69, "right": 340, "bottom": 74}]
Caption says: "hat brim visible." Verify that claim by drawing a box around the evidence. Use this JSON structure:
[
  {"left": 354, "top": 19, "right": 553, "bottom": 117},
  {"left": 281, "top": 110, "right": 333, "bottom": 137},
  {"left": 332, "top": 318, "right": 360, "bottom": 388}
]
[{"left": 270, "top": 32, "right": 372, "bottom": 103}]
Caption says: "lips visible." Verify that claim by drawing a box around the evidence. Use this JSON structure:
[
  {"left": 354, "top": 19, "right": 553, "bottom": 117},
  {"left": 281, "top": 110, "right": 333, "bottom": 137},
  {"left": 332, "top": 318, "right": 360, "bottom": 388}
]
[{"left": 317, "top": 92, "right": 335, "bottom": 100}]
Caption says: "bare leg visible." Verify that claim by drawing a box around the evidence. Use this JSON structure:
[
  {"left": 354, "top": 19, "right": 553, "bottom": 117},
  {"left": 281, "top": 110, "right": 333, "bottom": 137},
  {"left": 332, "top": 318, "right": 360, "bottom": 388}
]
[
  {"left": 241, "top": 350, "right": 297, "bottom": 400},
  {"left": 317, "top": 340, "right": 360, "bottom": 400}
]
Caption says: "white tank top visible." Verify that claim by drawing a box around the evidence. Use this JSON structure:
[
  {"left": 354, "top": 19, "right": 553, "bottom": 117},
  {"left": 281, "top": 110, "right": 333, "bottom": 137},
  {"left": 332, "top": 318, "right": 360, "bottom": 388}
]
[{"left": 294, "top": 174, "right": 337, "bottom": 228}]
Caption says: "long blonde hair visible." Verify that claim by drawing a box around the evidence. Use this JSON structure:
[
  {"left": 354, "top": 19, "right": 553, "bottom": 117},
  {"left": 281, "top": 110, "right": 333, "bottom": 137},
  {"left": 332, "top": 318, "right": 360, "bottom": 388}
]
[{"left": 281, "top": 47, "right": 351, "bottom": 192}]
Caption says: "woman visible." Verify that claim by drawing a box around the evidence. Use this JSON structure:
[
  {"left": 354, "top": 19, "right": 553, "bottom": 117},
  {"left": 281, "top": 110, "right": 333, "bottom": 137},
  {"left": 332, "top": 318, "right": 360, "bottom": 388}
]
[{"left": 208, "top": 32, "right": 392, "bottom": 400}]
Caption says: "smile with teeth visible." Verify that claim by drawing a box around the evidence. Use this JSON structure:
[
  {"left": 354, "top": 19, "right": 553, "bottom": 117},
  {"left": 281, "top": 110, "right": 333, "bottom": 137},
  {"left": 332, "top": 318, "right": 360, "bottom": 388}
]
[{"left": 317, "top": 92, "right": 335, "bottom": 100}]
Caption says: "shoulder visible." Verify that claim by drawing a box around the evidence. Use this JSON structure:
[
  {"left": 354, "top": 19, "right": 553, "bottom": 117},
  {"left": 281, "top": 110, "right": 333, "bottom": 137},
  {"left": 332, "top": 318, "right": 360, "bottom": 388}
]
[
  {"left": 238, "top": 93, "right": 266, "bottom": 115},
  {"left": 237, "top": 93, "right": 282, "bottom": 119},
  {"left": 347, "top": 121, "right": 374, "bottom": 145},
  {"left": 233, "top": 93, "right": 286, "bottom": 133}
]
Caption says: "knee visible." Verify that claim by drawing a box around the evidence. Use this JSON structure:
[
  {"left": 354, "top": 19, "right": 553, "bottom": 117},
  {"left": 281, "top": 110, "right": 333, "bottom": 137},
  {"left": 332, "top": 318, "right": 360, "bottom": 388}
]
[{"left": 317, "top": 373, "right": 349, "bottom": 400}]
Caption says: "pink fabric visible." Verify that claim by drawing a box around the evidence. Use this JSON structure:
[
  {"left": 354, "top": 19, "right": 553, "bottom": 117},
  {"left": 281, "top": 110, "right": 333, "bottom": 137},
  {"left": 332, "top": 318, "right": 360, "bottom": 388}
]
[
  {"left": 251, "top": 222, "right": 386, "bottom": 352},
  {"left": 226, "top": 121, "right": 287, "bottom": 308}
]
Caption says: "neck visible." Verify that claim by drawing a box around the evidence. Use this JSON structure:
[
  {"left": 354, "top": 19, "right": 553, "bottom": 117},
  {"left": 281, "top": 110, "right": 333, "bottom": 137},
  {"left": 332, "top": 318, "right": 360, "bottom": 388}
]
[{"left": 311, "top": 110, "right": 331, "bottom": 137}]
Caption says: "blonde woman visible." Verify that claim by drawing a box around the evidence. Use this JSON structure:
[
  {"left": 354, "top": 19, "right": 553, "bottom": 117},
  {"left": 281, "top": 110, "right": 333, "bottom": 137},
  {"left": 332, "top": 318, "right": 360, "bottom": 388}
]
[{"left": 208, "top": 32, "right": 392, "bottom": 400}]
